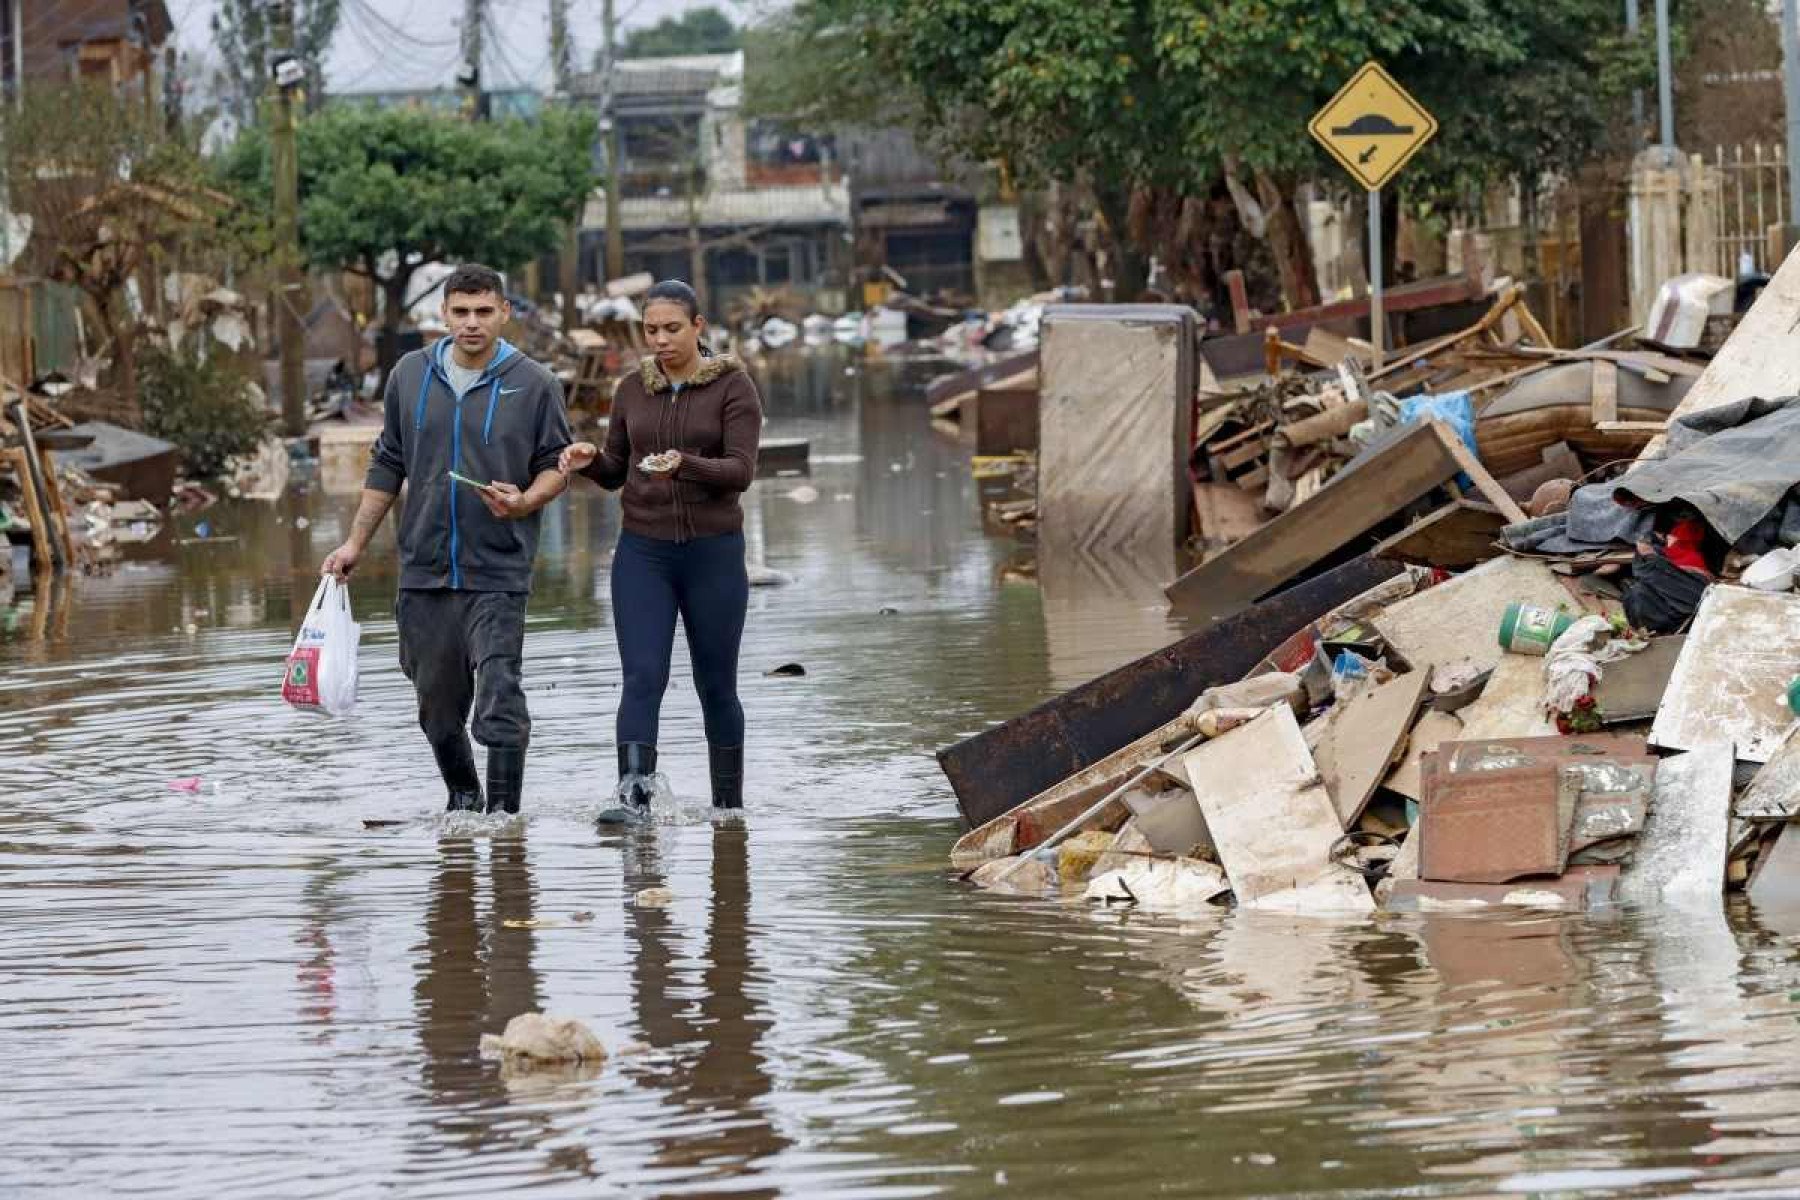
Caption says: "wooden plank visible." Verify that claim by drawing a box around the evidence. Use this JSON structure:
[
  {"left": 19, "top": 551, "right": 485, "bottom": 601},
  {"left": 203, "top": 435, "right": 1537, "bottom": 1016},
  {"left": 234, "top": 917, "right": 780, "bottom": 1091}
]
[
  {"left": 1589, "top": 359, "right": 1619, "bottom": 426},
  {"left": 34, "top": 445, "right": 74, "bottom": 567},
  {"left": 1166, "top": 420, "right": 1462, "bottom": 619},
  {"left": 1619, "top": 742, "right": 1735, "bottom": 904},
  {"left": 1225, "top": 269, "right": 1251, "bottom": 334},
  {"left": 1373, "top": 555, "right": 1571, "bottom": 679},
  {"left": 1383, "top": 710, "right": 1465, "bottom": 802},
  {"left": 2, "top": 446, "right": 51, "bottom": 577},
  {"left": 1373, "top": 500, "right": 1505, "bottom": 570},
  {"left": 1597, "top": 420, "right": 1667, "bottom": 434},
  {"left": 1650, "top": 585, "right": 1800, "bottom": 764},
  {"left": 1181, "top": 707, "right": 1375, "bottom": 913},
  {"left": 1312, "top": 670, "right": 1433, "bottom": 828},
  {"left": 1435, "top": 429, "right": 1530, "bottom": 523},
  {"left": 1734, "top": 725, "right": 1800, "bottom": 821}
]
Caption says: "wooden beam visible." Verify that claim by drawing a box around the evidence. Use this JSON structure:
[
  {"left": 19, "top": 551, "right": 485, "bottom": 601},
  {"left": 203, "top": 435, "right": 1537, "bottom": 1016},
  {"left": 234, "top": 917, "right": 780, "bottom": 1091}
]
[
  {"left": 35, "top": 444, "right": 74, "bottom": 567},
  {"left": 1434, "top": 429, "right": 1530, "bottom": 524},
  {"left": 1589, "top": 359, "right": 1619, "bottom": 426},
  {"left": 3, "top": 447, "right": 51, "bottom": 577},
  {"left": 1166, "top": 419, "right": 1476, "bottom": 619}
]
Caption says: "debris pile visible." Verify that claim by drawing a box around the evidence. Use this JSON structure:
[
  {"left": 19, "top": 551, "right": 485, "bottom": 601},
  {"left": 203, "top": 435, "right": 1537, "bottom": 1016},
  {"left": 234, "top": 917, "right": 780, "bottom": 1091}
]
[
  {"left": 2, "top": 387, "right": 168, "bottom": 576},
  {"left": 944, "top": 254, "right": 1800, "bottom": 915},
  {"left": 954, "top": 552, "right": 1800, "bottom": 913},
  {"left": 1184, "top": 283, "right": 1703, "bottom": 569}
]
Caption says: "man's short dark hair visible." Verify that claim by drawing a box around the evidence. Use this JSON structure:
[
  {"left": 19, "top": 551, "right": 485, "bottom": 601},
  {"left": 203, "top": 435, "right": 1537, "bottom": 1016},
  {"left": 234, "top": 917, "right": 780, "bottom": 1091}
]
[{"left": 443, "top": 264, "right": 506, "bottom": 300}]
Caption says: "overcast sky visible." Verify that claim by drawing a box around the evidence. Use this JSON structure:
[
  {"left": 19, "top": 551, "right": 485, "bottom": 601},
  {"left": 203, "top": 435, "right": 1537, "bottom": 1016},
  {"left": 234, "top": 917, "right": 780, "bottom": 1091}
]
[{"left": 165, "top": 0, "right": 756, "bottom": 94}]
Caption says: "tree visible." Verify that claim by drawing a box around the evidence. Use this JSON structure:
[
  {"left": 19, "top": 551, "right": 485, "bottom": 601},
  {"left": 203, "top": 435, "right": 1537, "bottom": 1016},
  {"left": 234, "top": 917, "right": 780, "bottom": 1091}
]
[
  {"left": 752, "top": 0, "right": 1646, "bottom": 309},
  {"left": 225, "top": 104, "right": 597, "bottom": 382},
  {"left": 211, "top": 0, "right": 341, "bottom": 121},
  {"left": 620, "top": 7, "right": 741, "bottom": 59},
  {"left": 0, "top": 82, "right": 223, "bottom": 419}
]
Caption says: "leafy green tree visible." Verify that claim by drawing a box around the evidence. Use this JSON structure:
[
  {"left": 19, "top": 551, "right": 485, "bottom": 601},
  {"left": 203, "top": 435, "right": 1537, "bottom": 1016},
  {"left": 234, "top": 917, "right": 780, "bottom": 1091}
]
[
  {"left": 620, "top": 7, "right": 741, "bottom": 59},
  {"left": 211, "top": 0, "right": 341, "bottom": 120},
  {"left": 225, "top": 105, "right": 596, "bottom": 379},
  {"left": 752, "top": 0, "right": 1647, "bottom": 308}
]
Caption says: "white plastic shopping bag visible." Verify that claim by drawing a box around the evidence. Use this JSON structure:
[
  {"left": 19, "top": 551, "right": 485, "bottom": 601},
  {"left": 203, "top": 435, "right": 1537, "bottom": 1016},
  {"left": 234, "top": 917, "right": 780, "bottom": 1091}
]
[{"left": 281, "top": 575, "right": 361, "bottom": 717}]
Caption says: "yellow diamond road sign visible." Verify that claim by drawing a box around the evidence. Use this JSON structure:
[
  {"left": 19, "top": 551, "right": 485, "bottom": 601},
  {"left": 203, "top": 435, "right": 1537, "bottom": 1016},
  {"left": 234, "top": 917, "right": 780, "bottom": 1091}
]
[{"left": 1309, "top": 62, "right": 1438, "bottom": 192}]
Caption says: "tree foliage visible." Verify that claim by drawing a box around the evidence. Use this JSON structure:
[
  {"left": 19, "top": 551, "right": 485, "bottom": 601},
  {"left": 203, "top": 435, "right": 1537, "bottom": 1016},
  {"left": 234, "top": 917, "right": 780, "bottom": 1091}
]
[
  {"left": 224, "top": 105, "right": 596, "bottom": 376},
  {"left": 0, "top": 82, "right": 223, "bottom": 416},
  {"left": 753, "top": 0, "right": 1650, "bottom": 304},
  {"left": 620, "top": 7, "right": 741, "bottom": 60},
  {"left": 211, "top": 0, "right": 341, "bottom": 120}
]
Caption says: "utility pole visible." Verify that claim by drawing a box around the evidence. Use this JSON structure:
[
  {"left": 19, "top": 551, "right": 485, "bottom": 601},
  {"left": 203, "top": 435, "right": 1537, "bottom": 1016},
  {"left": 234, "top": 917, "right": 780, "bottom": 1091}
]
[
  {"left": 550, "top": 0, "right": 582, "bottom": 331},
  {"left": 460, "top": 0, "right": 484, "bottom": 120},
  {"left": 1626, "top": 0, "right": 1644, "bottom": 139},
  {"left": 1784, "top": 0, "right": 1800, "bottom": 239},
  {"left": 1654, "top": 0, "right": 1676, "bottom": 163},
  {"left": 602, "top": 0, "right": 625, "bottom": 281},
  {"left": 271, "top": 0, "right": 306, "bottom": 439}
]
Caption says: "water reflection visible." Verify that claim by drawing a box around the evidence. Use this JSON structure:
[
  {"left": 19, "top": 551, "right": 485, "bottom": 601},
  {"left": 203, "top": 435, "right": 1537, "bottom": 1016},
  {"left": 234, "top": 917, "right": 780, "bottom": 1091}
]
[{"left": 623, "top": 825, "right": 788, "bottom": 1194}]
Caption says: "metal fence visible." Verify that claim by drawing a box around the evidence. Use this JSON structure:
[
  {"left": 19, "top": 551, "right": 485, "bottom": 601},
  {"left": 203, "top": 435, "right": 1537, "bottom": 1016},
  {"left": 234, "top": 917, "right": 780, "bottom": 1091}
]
[{"left": 1707, "top": 143, "right": 1788, "bottom": 276}]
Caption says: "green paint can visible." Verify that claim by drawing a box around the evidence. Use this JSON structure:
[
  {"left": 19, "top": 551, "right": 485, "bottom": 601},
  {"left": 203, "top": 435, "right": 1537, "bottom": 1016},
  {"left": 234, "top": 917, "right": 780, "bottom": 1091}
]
[
  {"left": 1787, "top": 676, "right": 1800, "bottom": 719},
  {"left": 1497, "top": 602, "right": 1576, "bottom": 656}
]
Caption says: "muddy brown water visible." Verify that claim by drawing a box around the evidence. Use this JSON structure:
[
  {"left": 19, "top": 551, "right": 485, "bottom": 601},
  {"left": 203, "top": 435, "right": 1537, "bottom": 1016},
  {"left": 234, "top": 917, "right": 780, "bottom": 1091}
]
[{"left": 8, "top": 352, "right": 1800, "bottom": 1197}]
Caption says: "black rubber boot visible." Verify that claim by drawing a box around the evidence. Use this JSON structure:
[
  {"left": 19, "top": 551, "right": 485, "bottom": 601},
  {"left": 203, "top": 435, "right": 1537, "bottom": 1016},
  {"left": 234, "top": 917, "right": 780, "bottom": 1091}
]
[
  {"left": 709, "top": 743, "right": 744, "bottom": 810},
  {"left": 485, "top": 745, "right": 526, "bottom": 816},
  {"left": 596, "top": 742, "right": 657, "bottom": 825},
  {"left": 434, "top": 736, "right": 484, "bottom": 813}
]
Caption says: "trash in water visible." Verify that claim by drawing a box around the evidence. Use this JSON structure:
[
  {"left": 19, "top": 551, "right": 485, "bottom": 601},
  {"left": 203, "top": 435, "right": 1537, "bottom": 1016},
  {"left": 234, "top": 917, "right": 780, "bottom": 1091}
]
[
  {"left": 766, "top": 662, "right": 807, "bottom": 677},
  {"left": 787, "top": 485, "right": 820, "bottom": 503},
  {"left": 634, "top": 887, "right": 674, "bottom": 907},
  {"left": 479, "top": 1013, "right": 606, "bottom": 1066},
  {"left": 748, "top": 563, "right": 795, "bottom": 587},
  {"left": 168, "top": 777, "right": 202, "bottom": 793}
]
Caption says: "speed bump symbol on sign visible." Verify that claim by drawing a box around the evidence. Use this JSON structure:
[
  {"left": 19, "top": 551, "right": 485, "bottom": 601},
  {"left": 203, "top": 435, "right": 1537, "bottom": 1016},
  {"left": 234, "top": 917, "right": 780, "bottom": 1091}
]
[{"left": 1309, "top": 62, "right": 1438, "bottom": 191}]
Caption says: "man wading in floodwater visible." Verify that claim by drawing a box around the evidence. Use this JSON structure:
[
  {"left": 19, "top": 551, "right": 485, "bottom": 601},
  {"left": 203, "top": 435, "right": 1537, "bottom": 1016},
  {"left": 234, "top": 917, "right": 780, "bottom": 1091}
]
[{"left": 322, "top": 264, "right": 573, "bottom": 815}]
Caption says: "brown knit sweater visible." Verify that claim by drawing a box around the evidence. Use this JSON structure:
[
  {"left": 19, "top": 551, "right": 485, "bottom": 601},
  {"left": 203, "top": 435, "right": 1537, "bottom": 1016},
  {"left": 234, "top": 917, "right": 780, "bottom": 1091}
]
[{"left": 580, "top": 353, "right": 763, "bottom": 542}]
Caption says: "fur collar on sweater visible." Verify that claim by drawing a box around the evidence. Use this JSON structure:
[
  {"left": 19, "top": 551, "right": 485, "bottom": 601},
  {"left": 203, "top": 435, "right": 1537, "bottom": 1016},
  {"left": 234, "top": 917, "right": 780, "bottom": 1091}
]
[{"left": 639, "top": 353, "right": 742, "bottom": 393}]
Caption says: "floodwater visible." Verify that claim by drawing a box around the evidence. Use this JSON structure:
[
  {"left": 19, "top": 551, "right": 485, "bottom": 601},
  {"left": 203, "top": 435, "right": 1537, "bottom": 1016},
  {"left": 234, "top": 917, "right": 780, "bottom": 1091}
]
[{"left": 8, "top": 352, "right": 1800, "bottom": 1198}]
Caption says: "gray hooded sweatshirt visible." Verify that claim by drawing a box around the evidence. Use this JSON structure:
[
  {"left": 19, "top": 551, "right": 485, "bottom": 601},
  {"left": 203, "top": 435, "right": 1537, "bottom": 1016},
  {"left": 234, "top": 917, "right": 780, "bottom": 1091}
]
[{"left": 365, "top": 337, "right": 572, "bottom": 593}]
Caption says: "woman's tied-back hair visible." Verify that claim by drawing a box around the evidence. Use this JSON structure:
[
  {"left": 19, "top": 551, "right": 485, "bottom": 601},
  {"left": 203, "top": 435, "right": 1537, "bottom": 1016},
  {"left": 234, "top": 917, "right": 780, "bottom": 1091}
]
[
  {"left": 443, "top": 263, "right": 506, "bottom": 298},
  {"left": 643, "top": 279, "right": 701, "bottom": 321}
]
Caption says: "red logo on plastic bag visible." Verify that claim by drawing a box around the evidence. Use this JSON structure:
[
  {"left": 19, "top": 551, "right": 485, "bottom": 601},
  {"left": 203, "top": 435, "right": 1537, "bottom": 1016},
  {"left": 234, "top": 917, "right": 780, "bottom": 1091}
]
[{"left": 283, "top": 645, "right": 322, "bottom": 709}]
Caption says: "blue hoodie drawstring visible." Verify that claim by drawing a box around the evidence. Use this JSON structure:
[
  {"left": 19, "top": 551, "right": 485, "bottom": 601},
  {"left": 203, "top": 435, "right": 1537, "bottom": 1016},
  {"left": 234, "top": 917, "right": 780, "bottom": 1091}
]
[
  {"left": 413, "top": 363, "right": 433, "bottom": 430},
  {"left": 482, "top": 376, "right": 501, "bottom": 445}
]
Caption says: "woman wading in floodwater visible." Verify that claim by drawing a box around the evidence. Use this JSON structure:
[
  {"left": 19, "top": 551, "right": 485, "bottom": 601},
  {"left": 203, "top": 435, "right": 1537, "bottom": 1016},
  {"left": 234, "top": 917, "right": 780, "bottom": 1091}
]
[{"left": 560, "top": 280, "right": 763, "bottom": 821}]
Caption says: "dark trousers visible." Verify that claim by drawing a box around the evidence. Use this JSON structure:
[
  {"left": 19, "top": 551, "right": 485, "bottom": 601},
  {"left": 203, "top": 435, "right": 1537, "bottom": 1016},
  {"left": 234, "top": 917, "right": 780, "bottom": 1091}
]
[
  {"left": 396, "top": 589, "right": 531, "bottom": 754},
  {"left": 611, "top": 529, "right": 748, "bottom": 747}
]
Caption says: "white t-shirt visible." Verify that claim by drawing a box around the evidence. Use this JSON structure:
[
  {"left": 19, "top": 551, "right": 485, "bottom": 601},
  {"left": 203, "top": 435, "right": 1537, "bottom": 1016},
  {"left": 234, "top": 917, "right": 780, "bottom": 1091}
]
[{"left": 444, "top": 357, "right": 484, "bottom": 397}]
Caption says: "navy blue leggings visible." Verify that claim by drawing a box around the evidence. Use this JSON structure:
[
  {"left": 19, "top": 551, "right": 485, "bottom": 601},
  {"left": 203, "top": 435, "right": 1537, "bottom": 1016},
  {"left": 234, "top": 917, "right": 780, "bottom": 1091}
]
[{"left": 611, "top": 529, "right": 748, "bottom": 747}]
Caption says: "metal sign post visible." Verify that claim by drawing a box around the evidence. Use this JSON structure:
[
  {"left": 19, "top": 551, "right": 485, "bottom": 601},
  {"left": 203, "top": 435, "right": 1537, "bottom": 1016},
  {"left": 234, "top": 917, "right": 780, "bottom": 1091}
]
[
  {"left": 1309, "top": 62, "right": 1437, "bottom": 371},
  {"left": 1369, "top": 188, "right": 1383, "bottom": 369}
]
